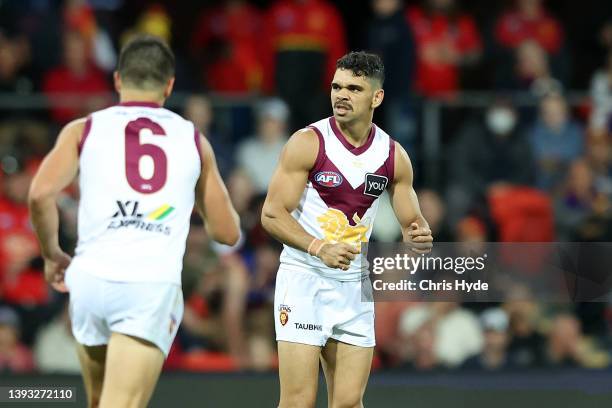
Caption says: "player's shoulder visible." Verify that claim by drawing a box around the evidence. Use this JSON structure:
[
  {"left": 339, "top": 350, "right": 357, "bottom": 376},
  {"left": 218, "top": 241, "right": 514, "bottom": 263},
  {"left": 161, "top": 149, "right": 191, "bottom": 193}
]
[
  {"left": 280, "top": 127, "right": 320, "bottom": 169},
  {"left": 287, "top": 127, "right": 319, "bottom": 150},
  {"left": 61, "top": 116, "right": 89, "bottom": 138}
]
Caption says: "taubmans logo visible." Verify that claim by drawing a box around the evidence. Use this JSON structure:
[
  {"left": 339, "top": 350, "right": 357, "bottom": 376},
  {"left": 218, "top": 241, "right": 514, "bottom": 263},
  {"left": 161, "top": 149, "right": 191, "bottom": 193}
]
[{"left": 315, "top": 171, "right": 343, "bottom": 187}]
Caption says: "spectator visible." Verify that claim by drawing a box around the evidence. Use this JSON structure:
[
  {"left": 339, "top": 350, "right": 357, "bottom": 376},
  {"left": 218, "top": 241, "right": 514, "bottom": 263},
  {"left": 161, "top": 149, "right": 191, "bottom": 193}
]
[
  {"left": 121, "top": 5, "right": 195, "bottom": 92},
  {"left": 243, "top": 242, "right": 279, "bottom": 371},
  {"left": 545, "top": 314, "right": 587, "bottom": 368},
  {"left": 0, "top": 32, "right": 33, "bottom": 95},
  {"left": 418, "top": 189, "right": 452, "bottom": 242},
  {"left": 399, "top": 320, "right": 441, "bottom": 371},
  {"left": 367, "top": 0, "right": 417, "bottom": 146},
  {"left": 0, "top": 306, "right": 34, "bottom": 373},
  {"left": 42, "top": 30, "right": 110, "bottom": 124},
  {"left": 33, "top": 303, "right": 80, "bottom": 373},
  {"left": 495, "top": 39, "right": 563, "bottom": 102},
  {"left": 586, "top": 130, "right": 612, "bottom": 197},
  {"left": 462, "top": 308, "right": 513, "bottom": 370},
  {"left": 495, "top": 0, "right": 563, "bottom": 54},
  {"left": 493, "top": 0, "right": 568, "bottom": 89},
  {"left": 590, "top": 50, "right": 612, "bottom": 133},
  {"left": 399, "top": 302, "right": 483, "bottom": 367},
  {"left": 446, "top": 100, "right": 534, "bottom": 224},
  {"left": 180, "top": 222, "right": 251, "bottom": 369},
  {"left": 406, "top": 0, "right": 482, "bottom": 98},
  {"left": 0, "top": 154, "right": 48, "bottom": 307},
  {"left": 262, "top": 0, "right": 347, "bottom": 130},
  {"left": 505, "top": 296, "right": 546, "bottom": 368},
  {"left": 63, "top": 0, "right": 116, "bottom": 72},
  {"left": 236, "top": 99, "right": 289, "bottom": 193},
  {"left": 191, "top": 0, "right": 263, "bottom": 93},
  {"left": 600, "top": 19, "right": 612, "bottom": 53},
  {"left": 529, "top": 93, "right": 584, "bottom": 191},
  {"left": 554, "top": 159, "right": 604, "bottom": 240},
  {"left": 183, "top": 95, "right": 235, "bottom": 179}
]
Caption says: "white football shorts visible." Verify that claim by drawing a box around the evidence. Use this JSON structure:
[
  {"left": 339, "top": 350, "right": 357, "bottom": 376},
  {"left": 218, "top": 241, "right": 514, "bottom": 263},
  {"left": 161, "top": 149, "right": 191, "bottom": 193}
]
[
  {"left": 274, "top": 265, "right": 375, "bottom": 348},
  {"left": 65, "top": 267, "right": 183, "bottom": 357}
]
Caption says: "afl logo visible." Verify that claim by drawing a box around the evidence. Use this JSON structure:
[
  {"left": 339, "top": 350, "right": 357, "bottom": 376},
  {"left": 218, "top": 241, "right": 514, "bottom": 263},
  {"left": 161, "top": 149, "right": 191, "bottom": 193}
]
[{"left": 315, "top": 171, "right": 343, "bottom": 187}]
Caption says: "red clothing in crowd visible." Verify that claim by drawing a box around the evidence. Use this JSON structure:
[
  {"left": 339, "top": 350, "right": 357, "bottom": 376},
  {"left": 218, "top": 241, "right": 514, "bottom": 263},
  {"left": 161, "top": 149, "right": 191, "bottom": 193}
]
[
  {"left": 42, "top": 64, "right": 110, "bottom": 124},
  {"left": 191, "top": 3, "right": 263, "bottom": 93},
  {"left": 0, "top": 197, "right": 48, "bottom": 306},
  {"left": 495, "top": 7, "right": 563, "bottom": 54},
  {"left": 262, "top": 0, "right": 346, "bottom": 92},
  {"left": 406, "top": 6, "right": 481, "bottom": 97}
]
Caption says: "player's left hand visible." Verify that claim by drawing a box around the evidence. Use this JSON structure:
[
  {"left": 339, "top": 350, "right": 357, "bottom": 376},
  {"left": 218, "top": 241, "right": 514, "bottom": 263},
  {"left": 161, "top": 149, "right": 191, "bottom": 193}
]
[
  {"left": 407, "top": 222, "right": 433, "bottom": 254},
  {"left": 43, "top": 249, "right": 72, "bottom": 293}
]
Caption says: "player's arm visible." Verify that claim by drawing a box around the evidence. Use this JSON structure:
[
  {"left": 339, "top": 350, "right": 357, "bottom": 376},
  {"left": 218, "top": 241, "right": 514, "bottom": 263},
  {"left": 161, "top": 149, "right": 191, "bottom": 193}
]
[
  {"left": 261, "top": 129, "right": 358, "bottom": 270},
  {"left": 195, "top": 134, "right": 240, "bottom": 246},
  {"left": 388, "top": 142, "right": 433, "bottom": 253},
  {"left": 28, "top": 119, "right": 84, "bottom": 292}
]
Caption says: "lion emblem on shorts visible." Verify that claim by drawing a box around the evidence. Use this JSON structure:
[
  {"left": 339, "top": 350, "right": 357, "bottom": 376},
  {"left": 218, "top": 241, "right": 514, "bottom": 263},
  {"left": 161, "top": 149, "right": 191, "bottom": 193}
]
[
  {"left": 280, "top": 310, "right": 289, "bottom": 326},
  {"left": 317, "top": 209, "right": 370, "bottom": 246},
  {"left": 278, "top": 304, "right": 291, "bottom": 326}
]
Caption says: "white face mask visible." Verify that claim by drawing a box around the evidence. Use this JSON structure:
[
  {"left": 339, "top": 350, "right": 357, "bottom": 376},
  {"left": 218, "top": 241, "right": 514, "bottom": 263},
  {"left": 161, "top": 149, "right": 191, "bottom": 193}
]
[{"left": 486, "top": 108, "right": 517, "bottom": 136}]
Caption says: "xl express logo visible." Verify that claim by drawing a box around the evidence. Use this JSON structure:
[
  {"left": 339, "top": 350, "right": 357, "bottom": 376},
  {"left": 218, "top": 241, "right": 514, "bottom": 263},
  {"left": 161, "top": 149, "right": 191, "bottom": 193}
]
[
  {"left": 107, "top": 200, "right": 174, "bottom": 235},
  {"left": 315, "top": 171, "right": 343, "bottom": 188}
]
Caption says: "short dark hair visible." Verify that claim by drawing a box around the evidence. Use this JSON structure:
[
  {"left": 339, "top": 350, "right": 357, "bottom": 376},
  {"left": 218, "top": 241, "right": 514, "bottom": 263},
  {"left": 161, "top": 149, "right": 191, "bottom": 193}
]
[
  {"left": 336, "top": 51, "right": 385, "bottom": 86},
  {"left": 117, "top": 35, "right": 175, "bottom": 90}
]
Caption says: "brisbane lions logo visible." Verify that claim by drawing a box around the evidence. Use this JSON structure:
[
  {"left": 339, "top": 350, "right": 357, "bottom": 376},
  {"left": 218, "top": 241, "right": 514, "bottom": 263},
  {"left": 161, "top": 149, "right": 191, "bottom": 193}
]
[
  {"left": 278, "top": 304, "right": 291, "bottom": 326},
  {"left": 315, "top": 171, "right": 343, "bottom": 187},
  {"left": 317, "top": 209, "right": 370, "bottom": 245}
]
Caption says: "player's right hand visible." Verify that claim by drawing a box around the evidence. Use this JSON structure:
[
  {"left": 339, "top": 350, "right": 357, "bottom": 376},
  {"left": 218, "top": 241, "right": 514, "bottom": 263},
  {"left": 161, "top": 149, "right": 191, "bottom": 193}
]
[
  {"left": 43, "top": 249, "right": 72, "bottom": 293},
  {"left": 317, "top": 243, "right": 360, "bottom": 271}
]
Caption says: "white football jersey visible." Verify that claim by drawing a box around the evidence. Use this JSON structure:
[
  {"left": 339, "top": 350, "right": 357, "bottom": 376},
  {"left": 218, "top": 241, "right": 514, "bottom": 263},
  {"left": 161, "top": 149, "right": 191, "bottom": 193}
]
[
  {"left": 280, "top": 117, "right": 396, "bottom": 282},
  {"left": 69, "top": 102, "right": 201, "bottom": 285}
]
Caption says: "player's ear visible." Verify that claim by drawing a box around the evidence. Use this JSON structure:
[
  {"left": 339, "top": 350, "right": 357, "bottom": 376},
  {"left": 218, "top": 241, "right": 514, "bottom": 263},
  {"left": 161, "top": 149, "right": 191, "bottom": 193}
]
[
  {"left": 164, "top": 77, "right": 175, "bottom": 99},
  {"left": 113, "top": 71, "right": 121, "bottom": 93},
  {"left": 372, "top": 88, "right": 384, "bottom": 109}
]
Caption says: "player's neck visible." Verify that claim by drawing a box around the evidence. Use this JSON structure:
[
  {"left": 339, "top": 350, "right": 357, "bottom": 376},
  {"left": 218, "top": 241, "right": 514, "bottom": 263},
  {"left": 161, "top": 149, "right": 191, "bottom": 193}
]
[
  {"left": 119, "top": 89, "right": 165, "bottom": 107},
  {"left": 333, "top": 116, "right": 373, "bottom": 148}
]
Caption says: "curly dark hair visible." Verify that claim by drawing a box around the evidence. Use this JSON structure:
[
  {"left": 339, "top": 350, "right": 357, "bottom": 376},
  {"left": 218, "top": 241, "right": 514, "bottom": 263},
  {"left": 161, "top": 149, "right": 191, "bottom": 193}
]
[{"left": 336, "top": 51, "right": 385, "bottom": 86}]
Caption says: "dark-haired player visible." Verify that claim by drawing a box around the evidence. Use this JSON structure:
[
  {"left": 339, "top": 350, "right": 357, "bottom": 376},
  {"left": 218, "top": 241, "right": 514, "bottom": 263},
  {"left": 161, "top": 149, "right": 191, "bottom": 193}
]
[
  {"left": 262, "top": 51, "right": 433, "bottom": 407},
  {"left": 29, "top": 35, "right": 240, "bottom": 408}
]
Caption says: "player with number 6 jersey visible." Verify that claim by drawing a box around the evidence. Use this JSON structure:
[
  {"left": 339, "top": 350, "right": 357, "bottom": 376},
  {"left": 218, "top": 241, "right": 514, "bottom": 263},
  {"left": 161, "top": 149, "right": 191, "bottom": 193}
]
[
  {"left": 74, "top": 103, "right": 201, "bottom": 285},
  {"left": 28, "top": 35, "right": 239, "bottom": 408}
]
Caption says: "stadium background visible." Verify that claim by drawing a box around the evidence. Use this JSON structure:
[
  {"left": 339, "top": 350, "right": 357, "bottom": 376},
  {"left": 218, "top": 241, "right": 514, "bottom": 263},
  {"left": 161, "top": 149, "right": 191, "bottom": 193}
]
[{"left": 2, "top": 0, "right": 612, "bottom": 406}]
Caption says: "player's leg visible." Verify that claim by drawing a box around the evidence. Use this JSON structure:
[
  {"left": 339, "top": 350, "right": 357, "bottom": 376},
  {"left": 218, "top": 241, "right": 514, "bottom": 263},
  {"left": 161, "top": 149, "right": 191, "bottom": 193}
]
[
  {"left": 75, "top": 343, "right": 106, "bottom": 408},
  {"left": 98, "top": 333, "right": 164, "bottom": 408},
  {"left": 320, "top": 339, "right": 374, "bottom": 408},
  {"left": 98, "top": 281, "right": 183, "bottom": 408},
  {"left": 278, "top": 340, "right": 322, "bottom": 408}
]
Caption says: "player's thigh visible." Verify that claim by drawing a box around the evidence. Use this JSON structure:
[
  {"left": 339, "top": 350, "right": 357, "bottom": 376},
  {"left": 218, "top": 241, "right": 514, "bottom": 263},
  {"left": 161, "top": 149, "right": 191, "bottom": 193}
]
[
  {"left": 320, "top": 339, "right": 374, "bottom": 408},
  {"left": 98, "top": 333, "right": 165, "bottom": 408},
  {"left": 278, "top": 340, "right": 321, "bottom": 408},
  {"left": 75, "top": 343, "right": 106, "bottom": 408}
]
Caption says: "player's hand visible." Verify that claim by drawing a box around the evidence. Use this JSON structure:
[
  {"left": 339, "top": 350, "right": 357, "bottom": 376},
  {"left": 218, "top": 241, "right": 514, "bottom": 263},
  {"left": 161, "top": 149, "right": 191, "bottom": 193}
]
[
  {"left": 43, "top": 249, "right": 72, "bottom": 293},
  {"left": 406, "top": 222, "right": 433, "bottom": 254},
  {"left": 317, "top": 243, "right": 360, "bottom": 271}
]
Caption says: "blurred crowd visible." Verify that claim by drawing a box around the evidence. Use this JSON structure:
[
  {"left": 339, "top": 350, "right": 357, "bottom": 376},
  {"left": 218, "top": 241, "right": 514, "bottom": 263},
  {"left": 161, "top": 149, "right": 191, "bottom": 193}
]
[{"left": 2, "top": 0, "right": 612, "bottom": 374}]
